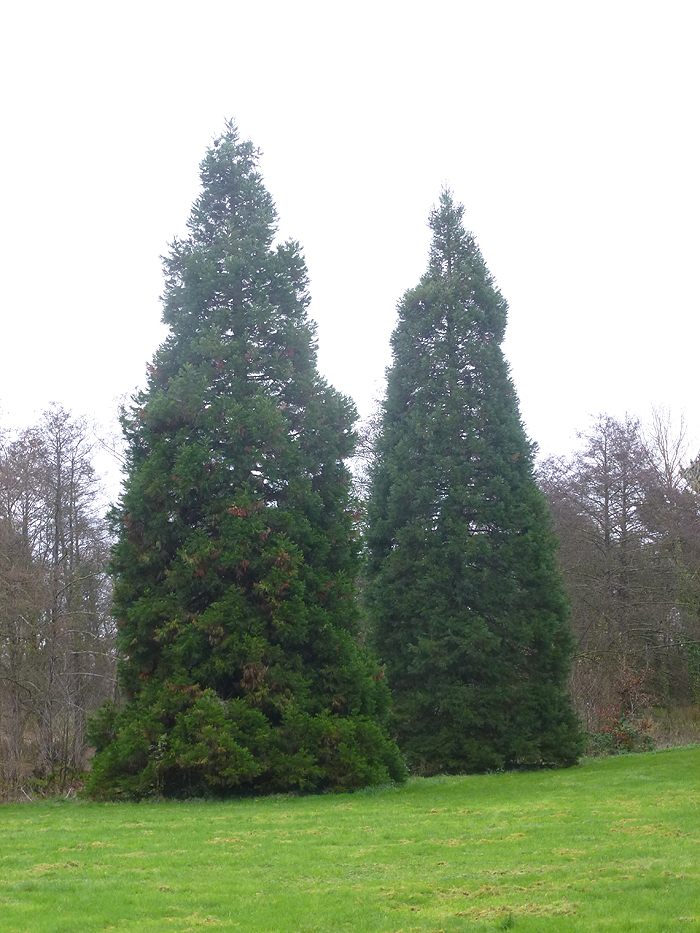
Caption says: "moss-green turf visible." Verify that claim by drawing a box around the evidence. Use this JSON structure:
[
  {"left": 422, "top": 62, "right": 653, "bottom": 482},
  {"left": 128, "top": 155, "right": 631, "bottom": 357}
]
[{"left": 1, "top": 746, "right": 698, "bottom": 931}]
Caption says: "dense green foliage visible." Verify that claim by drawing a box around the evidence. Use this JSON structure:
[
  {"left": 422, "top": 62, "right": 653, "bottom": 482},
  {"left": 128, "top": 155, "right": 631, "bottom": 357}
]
[
  {"left": 86, "top": 123, "right": 405, "bottom": 798},
  {"left": 366, "top": 191, "right": 583, "bottom": 774}
]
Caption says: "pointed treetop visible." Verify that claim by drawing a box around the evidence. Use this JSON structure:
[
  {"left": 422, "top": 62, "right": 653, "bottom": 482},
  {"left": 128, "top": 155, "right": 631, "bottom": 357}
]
[
  {"left": 160, "top": 120, "right": 310, "bottom": 340},
  {"left": 402, "top": 187, "right": 508, "bottom": 345},
  {"left": 427, "top": 188, "right": 474, "bottom": 279},
  {"left": 187, "top": 120, "right": 278, "bottom": 249}
]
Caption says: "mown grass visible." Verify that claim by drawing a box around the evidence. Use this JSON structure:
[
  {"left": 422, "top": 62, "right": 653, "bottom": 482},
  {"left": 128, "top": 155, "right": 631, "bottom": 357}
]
[{"left": 1, "top": 746, "right": 699, "bottom": 932}]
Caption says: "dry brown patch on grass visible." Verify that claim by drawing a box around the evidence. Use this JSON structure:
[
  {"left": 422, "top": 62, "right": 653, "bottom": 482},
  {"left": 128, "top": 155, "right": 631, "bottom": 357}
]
[
  {"left": 474, "top": 833, "right": 526, "bottom": 843},
  {"left": 28, "top": 861, "right": 80, "bottom": 874},
  {"left": 458, "top": 900, "right": 578, "bottom": 920},
  {"left": 60, "top": 840, "right": 114, "bottom": 851},
  {"left": 654, "top": 791, "right": 700, "bottom": 812},
  {"left": 610, "top": 819, "right": 689, "bottom": 836},
  {"left": 437, "top": 883, "right": 503, "bottom": 900}
]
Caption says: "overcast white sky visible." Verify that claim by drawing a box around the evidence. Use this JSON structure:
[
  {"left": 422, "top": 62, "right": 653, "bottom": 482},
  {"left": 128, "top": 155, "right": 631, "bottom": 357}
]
[{"left": 2, "top": 1, "right": 699, "bottom": 486}]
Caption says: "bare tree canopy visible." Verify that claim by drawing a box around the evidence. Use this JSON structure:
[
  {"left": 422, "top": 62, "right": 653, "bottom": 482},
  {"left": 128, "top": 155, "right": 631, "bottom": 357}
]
[
  {"left": 539, "top": 413, "right": 700, "bottom": 735},
  {"left": 0, "top": 406, "right": 115, "bottom": 798}
]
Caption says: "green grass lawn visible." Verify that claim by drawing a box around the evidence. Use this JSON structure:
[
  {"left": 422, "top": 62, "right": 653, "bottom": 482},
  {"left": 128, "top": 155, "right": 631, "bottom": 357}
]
[{"left": 1, "top": 746, "right": 699, "bottom": 932}]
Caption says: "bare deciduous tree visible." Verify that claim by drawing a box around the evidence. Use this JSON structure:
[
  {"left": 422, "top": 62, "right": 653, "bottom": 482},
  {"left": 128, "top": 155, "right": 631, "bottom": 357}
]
[
  {"left": 539, "top": 413, "right": 700, "bottom": 732},
  {"left": 0, "top": 408, "right": 116, "bottom": 797}
]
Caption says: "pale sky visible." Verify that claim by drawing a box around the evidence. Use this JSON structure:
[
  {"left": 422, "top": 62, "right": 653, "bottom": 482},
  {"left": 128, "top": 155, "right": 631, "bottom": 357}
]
[{"left": 2, "top": 1, "right": 699, "bottom": 489}]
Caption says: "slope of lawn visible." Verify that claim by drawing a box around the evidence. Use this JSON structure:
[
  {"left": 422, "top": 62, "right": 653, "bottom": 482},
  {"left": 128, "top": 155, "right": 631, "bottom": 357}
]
[{"left": 1, "top": 746, "right": 699, "bottom": 932}]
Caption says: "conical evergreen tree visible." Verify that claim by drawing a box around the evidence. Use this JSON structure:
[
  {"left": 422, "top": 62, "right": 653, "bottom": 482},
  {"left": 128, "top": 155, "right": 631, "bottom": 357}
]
[
  {"left": 366, "top": 191, "right": 582, "bottom": 775},
  {"left": 87, "top": 123, "right": 405, "bottom": 798}
]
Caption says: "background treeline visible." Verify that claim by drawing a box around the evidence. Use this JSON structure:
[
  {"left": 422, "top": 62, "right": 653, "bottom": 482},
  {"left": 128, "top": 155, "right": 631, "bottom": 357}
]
[
  {"left": 2, "top": 403, "right": 699, "bottom": 798},
  {"left": 0, "top": 407, "right": 115, "bottom": 798},
  {"left": 539, "top": 410, "right": 700, "bottom": 748}
]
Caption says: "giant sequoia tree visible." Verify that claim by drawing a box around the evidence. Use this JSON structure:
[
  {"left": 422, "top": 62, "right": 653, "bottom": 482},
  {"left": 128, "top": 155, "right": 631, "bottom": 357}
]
[
  {"left": 87, "top": 124, "right": 405, "bottom": 798},
  {"left": 366, "top": 191, "right": 582, "bottom": 774}
]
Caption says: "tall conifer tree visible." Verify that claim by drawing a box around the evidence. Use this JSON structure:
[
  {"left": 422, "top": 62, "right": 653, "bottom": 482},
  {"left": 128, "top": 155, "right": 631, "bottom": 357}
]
[
  {"left": 366, "top": 191, "right": 582, "bottom": 774},
  {"left": 87, "top": 124, "right": 405, "bottom": 798}
]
